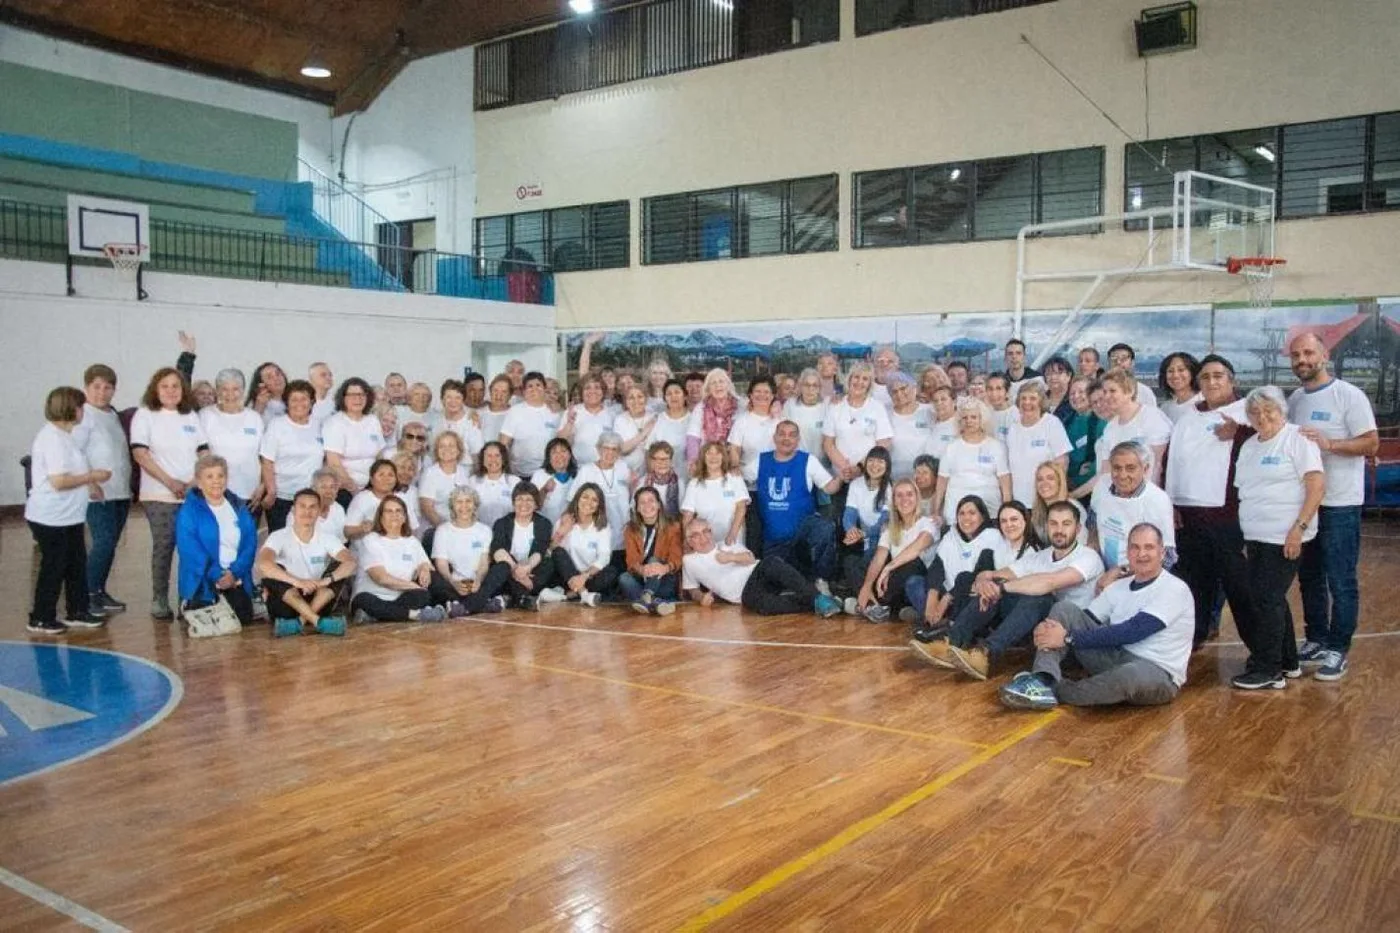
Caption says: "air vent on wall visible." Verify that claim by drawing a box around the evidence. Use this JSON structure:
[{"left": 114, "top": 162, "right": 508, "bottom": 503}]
[{"left": 1136, "top": 2, "right": 1197, "bottom": 57}]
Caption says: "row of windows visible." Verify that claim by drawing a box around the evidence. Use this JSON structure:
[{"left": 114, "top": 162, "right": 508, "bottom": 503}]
[
  {"left": 478, "top": 111, "right": 1400, "bottom": 270},
  {"left": 1125, "top": 110, "right": 1400, "bottom": 223}
]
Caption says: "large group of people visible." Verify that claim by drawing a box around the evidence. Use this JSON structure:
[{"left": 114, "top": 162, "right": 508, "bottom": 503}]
[{"left": 22, "top": 328, "right": 1379, "bottom": 711}]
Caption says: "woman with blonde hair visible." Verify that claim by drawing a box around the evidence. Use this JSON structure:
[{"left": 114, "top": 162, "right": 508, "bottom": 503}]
[
  {"left": 852, "top": 478, "right": 939, "bottom": 622},
  {"left": 1029, "top": 460, "right": 1086, "bottom": 544},
  {"left": 918, "top": 364, "right": 951, "bottom": 404},
  {"left": 644, "top": 357, "right": 674, "bottom": 413},
  {"left": 680, "top": 441, "right": 748, "bottom": 547},
  {"left": 684, "top": 368, "right": 740, "bottom": 467}
]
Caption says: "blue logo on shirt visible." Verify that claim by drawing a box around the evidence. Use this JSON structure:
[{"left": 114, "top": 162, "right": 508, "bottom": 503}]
[
  {"left": 181, "top": 425, "right": 197, "bottom": 434},
  {"left": 0, "top": 642, "right": 181, "bottom": 787},
  {"left": 243, "top": 427, "right": 258, "bottom": 436},
  {"left": 978, "top": 454, "right": 995, "bottom": 464},
  {"left": 1310, "top": 411, "right": 1333, "bottom": 422},
  {"left": 1260, "top": 455, "right": 1283, "bottom": 466},
  {"left": 1031, "top": 439, "right": 1047, "bottom": 448}
]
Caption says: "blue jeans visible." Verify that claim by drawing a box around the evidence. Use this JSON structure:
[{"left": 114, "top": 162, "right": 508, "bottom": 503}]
[
  {"left": 762, "top": 513, "right": 837, "bottom": 581},
  {"left": 86, "top": 498, "right": 131, "bottom": 596},
  {"left": 949, "top": 592, "right": 1056, "bottom": 658},
  {"left": 617, "top": 562, "right": 679, "bottom": 602},
  {"left": 1297, "top": 505, "right": 1362, "bottom": 652}
]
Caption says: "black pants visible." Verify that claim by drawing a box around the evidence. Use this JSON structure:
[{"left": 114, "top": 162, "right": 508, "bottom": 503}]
[
  {"left": 552, "top": 551, "right": 621, "bottom": 597},
  {"left": 186, "top": 585, "right": 255, "bottom": 624},
  {"left": 1241, "top": 540, "right": 1301, "bottom": 677},
  {"left": 29, "top": 521, "right": 88, "bottom": 622},
  {"left": 263, "top": 576, "right": 348, "bottom": 620},
  {"left": 880, "top": 560, "right": 926, "bottom": 612},
  {"left": 480, "top": 559, "right": 555, "bottom": 602},
  {"left": 841, "top": 548, "right": 872, "bottom": 595},
  {"left": 265, "top": 498, "right": 295, "bottom": 533},
  {"left": 1176, "top": 512, "right": 1257, "bottom": 645},
  {"left": 352, "top": 589, "right": 431, "bottom": 622},
  {"left": 744, "top": 488, "right": 764, "bottom": 557},
  {"left": 427, "top": 572, "right": 494, "bottom": 614},
  {"left": 739, "top": 555, "right": 818, "bottom": 615}
]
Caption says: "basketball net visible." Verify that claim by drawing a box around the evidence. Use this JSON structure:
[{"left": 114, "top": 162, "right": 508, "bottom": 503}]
[
  {"left": 102, "top": 243, "right": 145, "bottom": 281},
  {"left": 1227, "top": 256, "right": 1286, "bottom": 311}
]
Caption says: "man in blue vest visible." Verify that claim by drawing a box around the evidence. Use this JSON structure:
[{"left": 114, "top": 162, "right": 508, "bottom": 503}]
[{"left": 757, "top": 420, "right": 843, "bottom": 592}]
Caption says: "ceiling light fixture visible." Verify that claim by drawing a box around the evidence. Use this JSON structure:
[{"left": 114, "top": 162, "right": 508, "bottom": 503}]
[
  {"left": 1254, "top": 145, "right": 1276, "bottom": 162},
  {"left": 300, "top": 56, "right": 332, "bottom": 79},
  {"left": 569, "top": 0, "right": 596, "bottom": 13},
  {"left": 948, "top": 168, "right": 962, "bottom": 181}
]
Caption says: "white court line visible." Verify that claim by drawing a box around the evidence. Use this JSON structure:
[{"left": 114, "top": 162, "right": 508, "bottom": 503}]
[
  {"left": 0, "top": 866, "right": 129, "bottom": 932},
  {"left": 1199, "top": 629, "right": 1400, "bottom": 650},
  {"left": 458, "top": 616, "right": 908, "bottom": 652}
]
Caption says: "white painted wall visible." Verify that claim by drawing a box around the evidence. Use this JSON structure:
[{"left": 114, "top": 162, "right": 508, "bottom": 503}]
[
  {"left": 474, "top": 0, "right": 1400, "bottom": 327},
  {"left": 0, "top": 24, "right": 335, "bottom": 169},
  {"left": 333, "top": 48, "right": 476, "bottom": 253},
  {"left": 0, "top": 259, "right": 555, "bottom": 505}
]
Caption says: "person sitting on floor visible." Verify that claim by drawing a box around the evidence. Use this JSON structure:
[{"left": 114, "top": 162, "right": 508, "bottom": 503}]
[
  {"left": 257, "top": 488, "right": 357, "bottom": 637},
  {"left": 999, "top": 522, "right": 1194, "bottom": 709},
  {"left": 350, "top": 495, "right": 448, "bottom": 623},
  {"left": 542, "top": 482, "right": 618, "bottom": 607},
  {"left": 921, "top": 500, "right": 1103, "bottom": 680},
  {"left": 681, "top": 519, "right": 843, "bottom": 618},
  {"left": 907, "top": 495, "right": 1001, "bottom": 647},
  {"left": 479, "top": 481, "right": 555, "bottom": 611},
  {"left": 621, "top": 486, "right": 683, "bottom": 616},
  {"left": 176, "top": 454, "right": 258, "bottom": 625}
]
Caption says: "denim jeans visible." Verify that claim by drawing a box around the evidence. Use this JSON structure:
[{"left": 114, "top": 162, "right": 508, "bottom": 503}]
[
  {"left": 949, "top": 591, "right": 1056, "bottom": 658},
  {"left": 762, "top": 513, "right": 837, "bottom": 581},
  {"left": 617, "top": 562, "right": 680, "bottom": 602},
  {"left": 1297, "top": 505, "right": 1362, "bottom": 652},
  {"left": 86, "top": 498, "right": 131, "bottom": 596}
]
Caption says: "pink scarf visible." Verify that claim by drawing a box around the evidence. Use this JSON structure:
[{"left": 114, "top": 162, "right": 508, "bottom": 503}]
[{"left": 700, "top": 395, "right": 737, "bottom": 444}]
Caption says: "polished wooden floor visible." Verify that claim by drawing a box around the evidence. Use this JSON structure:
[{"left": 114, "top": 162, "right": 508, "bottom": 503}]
[{"left": 1, "top": 511, "right": 1399, "bottom": 931}]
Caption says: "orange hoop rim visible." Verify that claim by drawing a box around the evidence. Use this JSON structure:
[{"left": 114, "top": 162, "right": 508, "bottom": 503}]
[
  {"left": 1226, "top": 256, "right": 1286, "bottom": 275},
  {"left": 102, "top": 242, "right": 145, "bottom": 258}
]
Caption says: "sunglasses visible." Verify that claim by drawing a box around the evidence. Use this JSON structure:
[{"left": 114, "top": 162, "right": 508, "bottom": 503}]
[{"left": 404, "top": 433, "right": 427, "bottom": 441}]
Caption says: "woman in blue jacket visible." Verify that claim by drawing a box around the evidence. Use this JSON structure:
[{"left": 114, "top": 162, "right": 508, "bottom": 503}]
[{"left": 176, "top": 454, "right": 259, "bottom": 623}]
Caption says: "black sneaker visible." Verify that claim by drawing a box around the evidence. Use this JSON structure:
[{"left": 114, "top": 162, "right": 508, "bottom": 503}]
[
  {"left": 27, "top": 619, "right": 68, "bottom": 636},
  {"left": 517, "top": 595, "right": 539, "bottom": 612},
  {"left": 96, "top": 592, "right": 128, "bottom": 612},
  {"left": 1231, "top": 670, "right": 1286, "bottom": 690},
  {"left": 912, "top": 622, "right": 950, "bottom": 644},
  {"left": 63, "top": 612, "right": 108, "bottom": 629}
]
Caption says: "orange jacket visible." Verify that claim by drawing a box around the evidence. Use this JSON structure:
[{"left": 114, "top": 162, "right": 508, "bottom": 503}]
[{"left": 623, "top": 520, "right": 683, "bottom": 574}]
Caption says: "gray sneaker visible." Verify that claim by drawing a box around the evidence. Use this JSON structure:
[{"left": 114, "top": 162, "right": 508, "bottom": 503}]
[
  {"left": 862, "top": 604, "right": 891, "bottom": 623},
  {"left": 1315, "top": 651, "right": 1348, "bottom": 682},
  {"left": 898, "top": 606, "right": 920, "bottom": 624},
  {"left": 1298, "top": 640, "right": 1327, "bottom": 665},
  {"left": 416, "top": 605, "right": 447, "bottom": 622}
]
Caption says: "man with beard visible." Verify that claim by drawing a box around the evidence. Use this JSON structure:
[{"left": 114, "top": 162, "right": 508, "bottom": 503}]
[
  {"left": 1285, "top": 333, "right": 1378, "bottom": 682},
  {"left": 923, "top": 501, "right": 1103, "bottom": 680},
  {"left": 999, "top": 523, "right": 1193, "bottom": 709}
]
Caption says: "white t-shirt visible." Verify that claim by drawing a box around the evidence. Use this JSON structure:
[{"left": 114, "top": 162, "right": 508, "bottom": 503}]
[
  {"left": 991, "top": 407, "right": 1017, "bottom": 444},
  {"left": 260, "top": 415, "right": 325, "bottom": 501},
  {"left": 934, "top": 527, "right": 1001, "bottom": 581},
  {"left": 72, "top": 404, "right": 131, "bottom": 501},
  {"left": 563, "top": 522, "right": 612, "bottom": 572},
  {"left": 822, "top": 397, "right": 893, "bottom": 466},
  {"left": 1287, "top": 378, "right": 1378, "bottom": 507},
  {"left": 993, "top": 536, "right": 1039, "bottom": 571},
  {"left": 431, "top": 521, "right": 492, "bottom": 580},
  {"left": 1012, "top": 541, "right": 1104, "bottom": 608},
  {"left": 1089, "top": 481, "right": 1177, "bottom": 569},
  {"left": 1086, "top": 572, "right": 1195, "bottom": 687},
  {"left": 200, "top": 407, "right": 264, "bottom": 499},
  {"left": 937, "top": 437, "right": 1010, "bottom": 526},
  {"left": 25, "top": 423, "right": 90, "bottom": 526},
  {"left": 210, "top": 499, "right": 241, "bottom": 569},
  {"left": 259, "top": 399, "right": 288, "bottom": 424},
  {"left": 1165, "top": 399, "right": 1248, "bottom": 508},
  {"left": 1160, "top": 393, "right": 1203, "bottom": 424},
  {"left": 478, "top": 407, "right": 511, "bottom": 445},
  {"left": 575, "top": 461, "right": 633, "bottom": 550},
  {"left": 877, "top": 515, "right": 939, "bottom": 566},
  {"left": 321, "top": 412, "right": 385, "bottom": 489},
  {"left": 925, "top": 417, "right": 960, "bottom": 462},
  {"left": 649, "top": 411, "right": 691, "bottom": 463},
  {"left": 782, "top": 399, "right": 829, "bottom": 462},
  {"left": 346, "top": 490, "right": 389, "bottom": 534},
  {"left": 728, "top": 412, "right": 778, "bottom": 486},
  {"left": 395, "top": 407, "right": 435, "bottom": 443},
  {"left": 681, "top": 545, "right": 758, "bottom": 604},
  {"left": 566, "top": 405, "right": 616, "bottom": 466},
  {"left": 417, "top": 462, "right": 472, "bottom": 522},
  {"left": 529, "top": 469, "right": 575, "bottom": 524},
  {"left": 681, "top": 475, "right": 750, "bottom": 545},
  {"left": 1136, "top": 383, "right": 1159, "bottom": 409},
  {"left": 316, "top": 501, "right": 347, "bottom": 543},
  {"left": 263, "top": 526, "right": 345, "bottom": 580},
  {"left": 310, "top": 394, "right": 336, "bottom": 425},
  {"left": 355, "top": 532, "right": 429, "bottom": 600},
  {"left": 472, "top": 473, "right": 517, "bottom": 528},
  {"left": 1099, "top": 405, "right": 1173, "bottom": 474},
  {"left": 889, "top": 405, "right": 933, "bottom": 479},
  {"left": 500, "top": 403, "right": 560, "bottom": 476},
  {"left": 844, "top": 477, "right": 889, "bottom": 532},
  {"left": 129, "top": 407, "right": 207, "bottom": 503},
  {"left": 1235, "top": 423, "right": 1324, "bottom": 545},
  {"left": 433, "top": 413, "right": 485, "bottom": 463},
  {"left": 1005, "top": 414, "right": 1072, "bottom": 505},
  {"left": 509, "top": 520, "right": 535, "bottom": 562}
]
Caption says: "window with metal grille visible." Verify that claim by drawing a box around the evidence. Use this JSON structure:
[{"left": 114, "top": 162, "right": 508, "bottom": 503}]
[
  {"left": 855, "top": 0, "right": 1056, "bottom": 37},
  {"left": 852, "top": 147, "right": 1101, "bottom": 248},
  {"left": 642, "top": 174, "right": 839, "bottom": 265},
  {"left": 474, "top": 201, "right": 630, "bottom": 272},
  {"left": 475, "top": 0, "right": 840, "bottom": 111},
  {"left": 1124, "top": 111, "right": 1400, "bottom": 225}
]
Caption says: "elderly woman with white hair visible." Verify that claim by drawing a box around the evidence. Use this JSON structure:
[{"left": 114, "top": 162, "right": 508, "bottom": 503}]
[
  {"left": 572, "top": 430, "right": 633, "bottom": 565},
  {"left": 199, "top": 367, "right": 266, "bottom": 511},
  {"left": 684, "top": 368, "right": 741, "bottom": 468},
  {"left": 1231, "top": 385, "right": 1325, "bottom": 691},
  {"left": 427, "top": 485, "right": 502, "bottom": 615},
  {"left": 1005, "top": 381, "right": 1072, "bottom": 506},
  {"left": 822, "top": 361, "right": 894, "bottom": 487},
  {"left": 887, "top": 370, "right": 931, "bottom": 479},
  {"left": 932, "top": 397, "right": 1012, "bottom": 527},
  {"left": 176, "top": 454, "right": 259, "bottom": 624}
]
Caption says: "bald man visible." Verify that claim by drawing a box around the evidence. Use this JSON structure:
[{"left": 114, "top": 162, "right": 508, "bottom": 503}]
[{"left": 1285, "top": 333, "right": 1378, "bottom": 682}]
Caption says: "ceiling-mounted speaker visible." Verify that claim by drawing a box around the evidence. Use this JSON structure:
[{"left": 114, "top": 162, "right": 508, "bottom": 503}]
[{"left": 1136, "top": 2, "right": 1197, "bottom": 57}]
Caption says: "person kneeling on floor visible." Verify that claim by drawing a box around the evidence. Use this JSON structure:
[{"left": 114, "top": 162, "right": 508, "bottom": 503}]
[
  {"left": 257, "top": 487, "right": 357, "bottom": 636},
  {"left": 681, "top": 519, "right": 842, "bottom": 618},
  {"left": 1000, "top": 522, "right": 1194, "bottom": 709}
]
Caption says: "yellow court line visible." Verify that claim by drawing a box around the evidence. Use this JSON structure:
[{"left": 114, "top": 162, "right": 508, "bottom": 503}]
[
  {"left": 365, "top": 631, "right": 991, "bottom": 750},
  {"left": 1352, "top": 809, "right": 1400, "bottom": 826},
  {"left": 1050, "top": 756, "right": 1092, "bottom": 768},
  {"left": 1143, "top": 772, "right": 1188, "bottom": 785},
  {"left": 678, "top": 710, "right": 1064, "bottom": 932}
]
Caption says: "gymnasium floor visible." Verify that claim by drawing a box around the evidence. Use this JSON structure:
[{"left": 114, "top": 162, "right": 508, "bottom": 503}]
[{"left": 1, "top": 512, "right": 1398, "bottom": 932}]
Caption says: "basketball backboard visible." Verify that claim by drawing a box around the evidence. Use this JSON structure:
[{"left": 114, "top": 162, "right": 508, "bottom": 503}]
[{"left": 66, "top": 194, "right": 150, "bottom": 260}]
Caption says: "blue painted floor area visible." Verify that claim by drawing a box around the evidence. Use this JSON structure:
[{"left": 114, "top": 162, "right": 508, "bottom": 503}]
[{"left": 0, "top": 641, "right": 180, "bottom": 786}]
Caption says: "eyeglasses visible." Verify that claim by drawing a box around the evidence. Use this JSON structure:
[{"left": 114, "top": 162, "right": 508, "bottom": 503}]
[{"left": 404, "top": 433, "right": 427, "bottom": 441}]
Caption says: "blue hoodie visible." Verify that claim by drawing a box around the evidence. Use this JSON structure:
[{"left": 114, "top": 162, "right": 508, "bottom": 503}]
[{"left": 176, "top": 489, "right": 258, "bottom": 603}]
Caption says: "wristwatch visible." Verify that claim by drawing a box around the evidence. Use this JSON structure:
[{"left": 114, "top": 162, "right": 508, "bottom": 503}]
[
  {"left": 1295, "top": 519, "right": 1309, "bottom": 530},
  {"left": 1064, "top": 633, "right": 1074, "bottom": 646}
]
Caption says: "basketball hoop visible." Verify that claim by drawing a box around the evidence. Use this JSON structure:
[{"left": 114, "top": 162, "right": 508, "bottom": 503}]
[
  {"left": 1227, "top": 256, "right": 1286, "bottom": 311},
  {"left": 102, "top": 242, "right": 146, "bottom": 279}
]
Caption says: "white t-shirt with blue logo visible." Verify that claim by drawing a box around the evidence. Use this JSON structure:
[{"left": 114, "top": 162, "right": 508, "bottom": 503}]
[
  {"left": 263, "top": 526, "right": 345, "bottom": 580},
  {"left": 823, "top": 397, "right": 893, "bottom": 466},
  {"left": 431, "top": 521, "right": 493, "bottom": 580},
  {"left": 200, "top": 406, "right": 265, "bottom": 499},
  {"left": 1287, "top": 378, "right": 1377, "bottom": 507},
  {"left": 889, "top": 404, "right": 933, "bottom": 479},
  {"left": 563, "top": 522, "right": 612, "bottom": 572},
  {"left": 129, "top": 407, "right": 207, "bottom": 503},
  {"left": 937, "top": 437, "right": 1010, "bottom": 526},
  {"left": 260, "top": 415, "right": 325, "bottom": 501},
  {"left": 782, "top": 398, "right": 829, "bottom": 462},
  {"left": 355, "top": 532, "right": 430, "bottom": 600},
  {"left": 1005, "top": 413, "right": 1072, "bottom": 505},
  {"left": 1235, "top": 422, "right": 1324, "bottom": 545},
  {"left": 322, "top": 412, "right": 384, "bottom": 489},
  {"left": 681, "top": 475, "right": 750, "bottom": 546},
  {"left": 1089, "top": 481, "right": 1176, "bottom": 569}
]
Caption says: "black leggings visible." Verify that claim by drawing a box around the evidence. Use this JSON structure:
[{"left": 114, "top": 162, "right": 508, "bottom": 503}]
[
  {"left": 427, "top": 572, "right": 495, "bottom": 614},
  {"left": 351, "top": 589, "right": 432, "bottom": 622},
  {"left": 263, "top": 576, "right": 348, "bottom": 620},
  {"left": 28, "top": 521, "right": 88, "bottom": 622},
  {"left": 552, "top": 550, "right": 621, "bottom": 597},
  {"left": 739, "top": 556, "right": 818, "bottom": 615},
  {"left": 479, "top": 559, "right": 555, "bottom": 602}
]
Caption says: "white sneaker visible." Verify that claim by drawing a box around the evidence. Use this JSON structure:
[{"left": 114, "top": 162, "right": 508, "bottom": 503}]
[
  {"left": 580, "top": 591, "right": 599, "bottom": 608},
  {"left": 815, "top": 579, "right": 832, "bottom": 596},
  {"left": 843, "top": 597, "right": 859, "bottom": 616},
  {"left": 537, "top": 587, "right": 567, "bottom": 604}
]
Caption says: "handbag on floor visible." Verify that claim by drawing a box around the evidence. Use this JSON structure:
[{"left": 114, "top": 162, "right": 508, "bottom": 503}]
[{"left": 183, "top": 595, "right": 243, "bottom": 638}]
